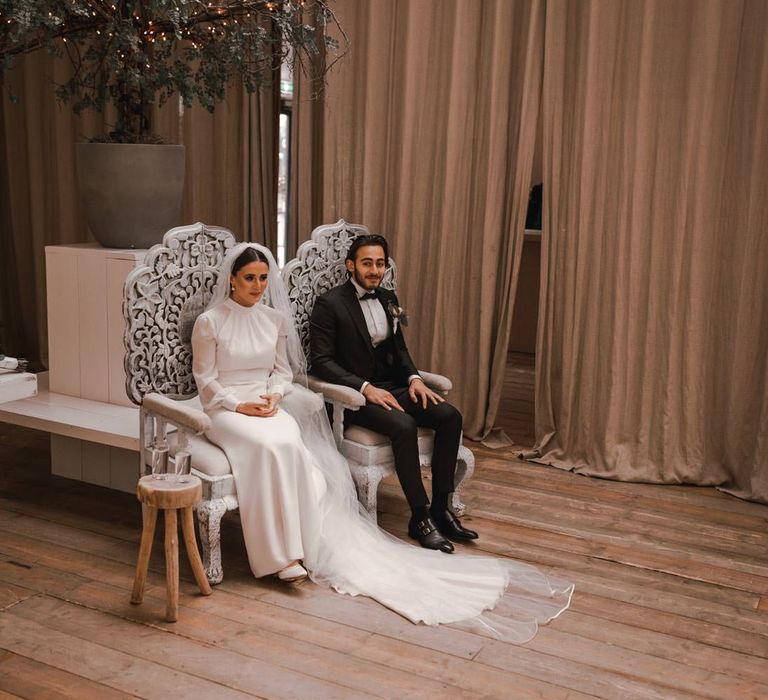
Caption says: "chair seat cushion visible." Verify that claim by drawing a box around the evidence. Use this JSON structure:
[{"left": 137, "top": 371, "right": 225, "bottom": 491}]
[
  {"left": 343, "top": 425, "right": 432, "bottom": 446},
  {"left": 342, "top": 426, "right": 434, "bottom": 467},
  {"left": 168, "top": 431, "right": 232, "bottom": 477},
  {"left": 166, "top": 419, "right": 434, "bottom": 474}
]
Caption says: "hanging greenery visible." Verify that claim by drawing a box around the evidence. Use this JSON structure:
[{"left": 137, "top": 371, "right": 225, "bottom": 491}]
[{"left": 0, "top": 0, "right": 345, "bottom": 142}]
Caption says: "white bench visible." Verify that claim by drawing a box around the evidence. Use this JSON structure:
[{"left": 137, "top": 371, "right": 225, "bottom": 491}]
[{"left": 0, "top": 372, "right": 141, "bottom": 493}]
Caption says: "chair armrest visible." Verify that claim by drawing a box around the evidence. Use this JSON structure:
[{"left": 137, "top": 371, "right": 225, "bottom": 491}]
[
  {"left": 306, "top": 375, "right": 366, "bottom": 409},
  {"left": 418, "top": 371, "right": 452, "bottom": 393},
  {"left": 142, "top": 393, "right": 211, "bottom": 434}
]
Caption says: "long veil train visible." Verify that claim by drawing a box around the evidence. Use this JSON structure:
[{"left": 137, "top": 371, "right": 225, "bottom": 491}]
[{"left": 208, "top": 242, "right": 573, "bottom": 643}]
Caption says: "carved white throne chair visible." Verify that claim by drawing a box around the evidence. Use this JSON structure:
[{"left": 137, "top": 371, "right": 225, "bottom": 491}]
[
  {"left": 123, "top": 222, "right": 239, "bottom": 585},
  {"left": 281, "top": 219, "right": 475, "bottom": 519}
]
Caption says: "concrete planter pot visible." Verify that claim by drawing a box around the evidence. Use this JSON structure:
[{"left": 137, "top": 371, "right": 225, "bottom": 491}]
[{"left": 76, "top": 143, "right": 185, "bottom": 249}]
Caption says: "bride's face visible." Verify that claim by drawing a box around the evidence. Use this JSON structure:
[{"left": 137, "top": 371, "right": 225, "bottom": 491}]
[{"left": 230, "top": 261, "right": 270, "bottom": 307}]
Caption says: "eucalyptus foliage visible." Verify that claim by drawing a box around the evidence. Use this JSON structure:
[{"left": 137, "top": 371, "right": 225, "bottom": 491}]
[{"left": 0, "top": 0, "right": 344, "bottom": 141}]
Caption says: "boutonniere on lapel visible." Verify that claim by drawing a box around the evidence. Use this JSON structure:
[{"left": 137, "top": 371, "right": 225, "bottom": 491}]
[{"left": 386, "top": 301, "right": 409, "bottom": 333}]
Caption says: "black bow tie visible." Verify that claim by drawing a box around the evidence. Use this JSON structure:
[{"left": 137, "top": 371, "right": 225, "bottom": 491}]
[{"left": 360, "top": 292, "right": 378, "bottom": 301}]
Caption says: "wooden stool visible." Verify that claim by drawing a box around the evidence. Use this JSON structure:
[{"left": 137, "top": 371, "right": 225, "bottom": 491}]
[{"left": 131, "top": 475, "right": 212, "bottom": 621}]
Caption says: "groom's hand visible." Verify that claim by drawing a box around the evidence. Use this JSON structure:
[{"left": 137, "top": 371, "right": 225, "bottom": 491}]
[
  {"left": 362, "top": 385, "right": 404, "bottom": 412},
  {"left": 408, "top": 378, "right": 445, "bottom": 409}
]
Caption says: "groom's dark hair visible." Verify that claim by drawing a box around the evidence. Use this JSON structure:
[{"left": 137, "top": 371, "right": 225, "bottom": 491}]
[{"left": 346, "top": 234, "right": 389, "bottom": 265}]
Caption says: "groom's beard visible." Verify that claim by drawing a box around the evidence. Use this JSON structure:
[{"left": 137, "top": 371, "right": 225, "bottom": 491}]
[{"left": 352, "top": 268, "right": 381, "bottom": 291}]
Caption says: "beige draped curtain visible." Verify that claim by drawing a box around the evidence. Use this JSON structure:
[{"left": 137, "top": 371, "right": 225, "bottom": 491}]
[
  {"left": 0, "top": 53, "right": 278, "bottom": 367},
  {"left": 5, "top": 0, "right": 765, "bottom": 502},
  {"left": 179, "top": 83, "right": 278, "bottom": 251},
  {"left": 528, "top": 0, "right": 768, "bottom": 502},
  {"left": 1, "top": 52, "right": 100, "bottom": 369},
  {"left": 291, "top": 0, "right": 544, "bottom": 439}
]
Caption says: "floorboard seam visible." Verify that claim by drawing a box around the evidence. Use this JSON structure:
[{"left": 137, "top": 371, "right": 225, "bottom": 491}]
[{"left": 0, "top": 593, "right": 39, "bottom": 613}]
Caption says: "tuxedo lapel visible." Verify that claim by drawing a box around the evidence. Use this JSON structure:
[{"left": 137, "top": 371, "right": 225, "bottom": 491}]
[
  {"left": 379, "top": 290, "right": 396, "bottom": 333},
  {"left": 341, "top": 281, "right": 375, "bottom": 356}
]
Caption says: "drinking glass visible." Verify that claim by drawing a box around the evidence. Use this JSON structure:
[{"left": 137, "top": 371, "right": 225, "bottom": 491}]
[
  {"left": 175, "top": 450, "right": 191, "bottom": 483},
  {"left": 151, "top": 439, "right": 169, "bottom": 480}
]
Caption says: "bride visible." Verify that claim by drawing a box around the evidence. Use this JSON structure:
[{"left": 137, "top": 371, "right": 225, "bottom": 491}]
[{"left": 191, "top": 242, "right": 573, "bottom": 643}]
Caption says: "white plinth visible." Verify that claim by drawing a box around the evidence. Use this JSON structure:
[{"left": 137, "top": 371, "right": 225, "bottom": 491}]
[
  {"left": 45, "top": 243, "right": 147, "bottom": 491},
  {"left": 51, "top": 434, "right": 139, "bottom": 493},
  {"left": 46, "top": 243, "right": 146, "bottom": 408}
]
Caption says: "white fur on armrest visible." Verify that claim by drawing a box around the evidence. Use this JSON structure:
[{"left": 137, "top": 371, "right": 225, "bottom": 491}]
[
  {"left": 306, "top": 375, "right": 366, "bottom": 408},
  {"left": 143, "top": 393, "right": 211, "bottom": 434},
  {"left": 418, "top": 371, "right": 452, "bottom": 393}
]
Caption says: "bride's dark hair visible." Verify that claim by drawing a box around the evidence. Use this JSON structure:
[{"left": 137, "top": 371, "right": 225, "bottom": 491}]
[{"left": 231, "top": 246, "right": 269, "bottom": 275}]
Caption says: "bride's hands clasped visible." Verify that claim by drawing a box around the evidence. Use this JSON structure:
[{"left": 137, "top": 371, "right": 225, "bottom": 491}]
[{"left": 236, "top": 393, "right": 281, "bottom": 418}]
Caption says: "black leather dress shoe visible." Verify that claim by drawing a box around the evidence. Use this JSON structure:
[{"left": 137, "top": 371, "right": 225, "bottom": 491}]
[
  {"left": 408, "top": 516, "right": 454, "bottom": 553},
  {"left": 431, "top": 508, "right": 479, "bottom": 541}
]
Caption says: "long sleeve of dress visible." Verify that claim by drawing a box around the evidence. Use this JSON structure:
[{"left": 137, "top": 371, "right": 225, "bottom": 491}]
[
  {"left": 267, "top": 313, "right": 293, "bottom": 398},
  {"left": 191, "top": 314, "right": 241, "bottom": 411}
]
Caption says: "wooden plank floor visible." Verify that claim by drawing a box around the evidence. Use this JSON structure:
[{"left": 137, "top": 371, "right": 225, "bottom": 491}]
[{"left": 2, "top": 356, "right": 768, "bottom": 699}]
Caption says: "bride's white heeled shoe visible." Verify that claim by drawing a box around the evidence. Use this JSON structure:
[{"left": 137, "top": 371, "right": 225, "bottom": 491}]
[{"left": 277, "top": 561, "right": 308, "bottom": 583}]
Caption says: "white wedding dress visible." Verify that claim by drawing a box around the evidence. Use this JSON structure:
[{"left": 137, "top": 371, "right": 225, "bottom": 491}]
[
  {"left": 192, "top": 298, "right": 325, "bottom": 576},
  {"left": 192, "top": 283, "right": 573, "bottom": 643}
]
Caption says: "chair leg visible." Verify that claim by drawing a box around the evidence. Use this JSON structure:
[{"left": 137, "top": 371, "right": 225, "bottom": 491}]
[
  {"left": 131, "top": 505, "right": 158, "bottom": 605},
  {"left": 181, "top": 506, "right": 212, "bottom": 596},
  {"left": 164, "top": 509, "right": 179, "bottom": 622},
  {"left": 452, "top": 446, "right": 476, "bottom": 516},
  {"left": 351, "top": 465, "right": 383, "bottom": 522},
  {"left": 195, "top": 498, "right": 227, "bottom": 585}
]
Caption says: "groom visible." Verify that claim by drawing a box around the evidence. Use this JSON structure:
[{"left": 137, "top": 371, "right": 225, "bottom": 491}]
[{"left": 309, "top": 234, "right": 478, "bottom": 553}]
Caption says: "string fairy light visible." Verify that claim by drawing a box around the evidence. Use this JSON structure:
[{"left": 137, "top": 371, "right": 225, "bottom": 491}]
[{"left": 1, "top": 0, "right": 342, "bottom": 140}]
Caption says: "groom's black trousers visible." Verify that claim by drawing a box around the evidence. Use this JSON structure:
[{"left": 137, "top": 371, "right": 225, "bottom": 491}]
[{"left": 345, "top": 384, "right": 463, "bottom": 510}]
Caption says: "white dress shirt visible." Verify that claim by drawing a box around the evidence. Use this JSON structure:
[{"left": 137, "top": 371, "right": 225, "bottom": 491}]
[
  {"left": 351, "top": 277, "right": 390, "bottom": 347},
  {"left": 350, "top": 278, "right": 420, "bottom": 394}
]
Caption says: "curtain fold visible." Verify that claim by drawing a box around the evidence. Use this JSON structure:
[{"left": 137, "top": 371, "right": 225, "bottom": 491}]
[
  {"left": 0, "top": 51, "right": 99, "bottom": 366},
  {"left": 292, "top": 0, "right": 543, "bottom": 439},
  {"left": 0, "top": 54, "right": 278, "bottom": 367},
  {"left": 178, "top": 80, "right": 278, "bottom": 250},
  {"left": 289, "top": 47, "right": 326, "bottom": 252},
  {"left": 529, "top": 0, "right": 768, "bottom": 502}
]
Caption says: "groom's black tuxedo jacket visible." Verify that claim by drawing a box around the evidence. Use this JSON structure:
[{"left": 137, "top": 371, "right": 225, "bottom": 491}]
[{"left": 310, "top": 280, "right": 419, "bottom": 391}]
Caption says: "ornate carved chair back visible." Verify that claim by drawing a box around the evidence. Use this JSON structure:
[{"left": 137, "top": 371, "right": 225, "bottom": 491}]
[
  {"left": 123, "top": 223, "right": 236, "bottom": 404},
  {"left": 281, "top": 219, "right": 397, "bottom": 363},
  {"left": 123, "top": 223, "right": 238, "bottom": 585}
]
